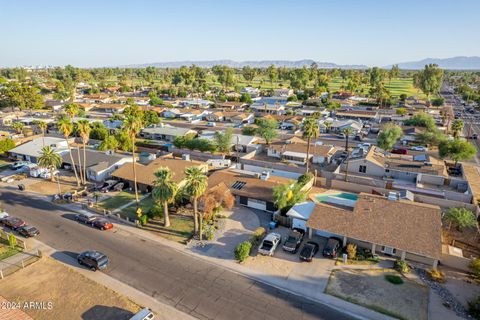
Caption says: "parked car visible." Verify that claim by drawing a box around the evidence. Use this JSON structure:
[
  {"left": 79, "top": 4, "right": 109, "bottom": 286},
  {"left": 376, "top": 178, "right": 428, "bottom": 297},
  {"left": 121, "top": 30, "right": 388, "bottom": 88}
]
[
  {"left": 16, "top": 163, "right": 36, "bottom": 173},
  {"left": 129, "top": 308, "right": 155, "bottom": 320},
  {"left": 2, "top": 216, "right": 26, "bottom": 230},
  {"left": 282, "top": 229, "right": 305, "bottom": 253},
  {"left": 77, "top": 250, "right": 109, "bottom": 271},
  {"left": 74, "top": 212, "right": 97, "bottom": 224},
  {"left": 10, "top": 161, "right": 30, "bottom": 170},
  {"left": 391, "top": 148, "right": 408, "bottom": 155},
  {"left": 410, "top": 146, "right": 428, "bottom": 151},
  {"left": 258, "top": 232, "right": 282, "bottom": 256},
  {"left": 100, "top": 180, "right": 118, "bottom": 193},
  {"left": 206, "top": 122, "right": 216, "bottom": 127},
  {"left": 40, "top": 170, "right": 59, "bottom": 180},
  {"left": 30, "top": 167, "right": 49, "bottom": 178},
  {"left": 91, "top": 219, "right": 113, "bottom": 231},
  {"left": 0, "top": 211, "right": 9, "bottom": 221},
  {"left": 17, "top": 225, "right": 40, "bottom": 237},
  {"left": 322, "top": 237, "right": 342, "bottom": 259},
  {"left": 299, "top": 241, "right": 319, "bottom": 262},
  {"left": 112, "top": 182, "right": 126, "bottom": 192}
]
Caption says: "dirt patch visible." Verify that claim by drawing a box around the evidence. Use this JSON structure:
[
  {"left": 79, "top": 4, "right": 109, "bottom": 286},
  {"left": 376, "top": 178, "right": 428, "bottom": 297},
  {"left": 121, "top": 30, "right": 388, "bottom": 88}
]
[
  {"left": 27, "top": 173, "right": 80, "bottom": 195},
  {"left": 443, "top": 228, "right": 480, "bottom": 258},
  {"left": 0, "top": 256, "right": 141, "bottom": 320},
  {"left": 326, "top": 269, "right": 429, "bottom": 320}
]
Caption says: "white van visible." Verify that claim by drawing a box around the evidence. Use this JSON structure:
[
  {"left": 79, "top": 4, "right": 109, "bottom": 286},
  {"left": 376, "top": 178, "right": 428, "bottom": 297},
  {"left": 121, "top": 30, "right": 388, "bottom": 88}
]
[{"left": 129, "top": 308, "right": 154, "bottom": 320}]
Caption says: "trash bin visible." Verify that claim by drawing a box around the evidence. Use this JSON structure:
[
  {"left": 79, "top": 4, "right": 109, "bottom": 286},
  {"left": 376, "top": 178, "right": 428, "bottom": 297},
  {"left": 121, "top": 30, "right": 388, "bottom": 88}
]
[
  {"left": 18, "top": 184, "right": 25, "bottom": 191},
  {"left": 269, "top": 221, "right": 277, "bottom": 230}
]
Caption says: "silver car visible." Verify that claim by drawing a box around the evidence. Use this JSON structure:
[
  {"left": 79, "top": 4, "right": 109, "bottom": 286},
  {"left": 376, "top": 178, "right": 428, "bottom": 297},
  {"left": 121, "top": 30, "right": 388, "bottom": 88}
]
[{"left": 258, "top": 232, "right": 282, "bottom": 256}]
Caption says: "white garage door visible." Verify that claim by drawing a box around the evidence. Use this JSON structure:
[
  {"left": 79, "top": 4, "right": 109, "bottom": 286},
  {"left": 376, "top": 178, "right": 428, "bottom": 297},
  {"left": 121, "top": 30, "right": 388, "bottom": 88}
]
[
  {"left": 292, "top": 218, "right": 307, "bottom": 231},
  {"left": 247, "top": 199, "right": 267, "bottom": 211}
]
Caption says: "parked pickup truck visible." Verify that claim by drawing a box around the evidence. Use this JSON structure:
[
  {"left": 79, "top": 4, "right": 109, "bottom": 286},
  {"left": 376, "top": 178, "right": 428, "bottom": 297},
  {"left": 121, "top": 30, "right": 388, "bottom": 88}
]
[
  {"left": 258, "top": 232, "right": 281, "bottom": 256},
  {"left": 282, "top": 229, "right": 305, "bottom": 253}
]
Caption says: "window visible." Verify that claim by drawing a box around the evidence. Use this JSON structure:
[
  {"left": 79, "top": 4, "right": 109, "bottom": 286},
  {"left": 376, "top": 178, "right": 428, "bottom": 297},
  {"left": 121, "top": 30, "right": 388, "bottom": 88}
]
[{"left": 359, "top": 165, "right": 367, "bottom": 173}]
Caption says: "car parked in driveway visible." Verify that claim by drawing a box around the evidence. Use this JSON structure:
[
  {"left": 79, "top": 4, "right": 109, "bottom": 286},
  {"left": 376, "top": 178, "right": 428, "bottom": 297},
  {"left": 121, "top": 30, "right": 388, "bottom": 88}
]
[
  {"left": 2, "top": 216, "right": 26, "bottom": 230},
  {"left": 282, "top": 229, "right": 304, "bottom": 253},
  {"left": 77, "top": 250, "right": 109, "bottom": 271},
  {"left": 74, "top": 212, "right": 97, "bottom": 224},
  {"left": 410, "top": 146, "right": 428, "bottom": 151},
  {"left": 299, "top": 241, "right": 319, "bottom": 262},
  {"left": 91, "top": 219, "right": 113, "bottom": 231},
  {"left": 17, "top": 225, "right": 40, "bottom": 237},
  {"left": 322, "top": 237, "right": 342, "bottom": 259},
  {"left": 258, "top": 232, "right": 281, "bottom": 256},
  {"left": 10, "top": 161, "right": 30, "bottom": 170},
  {"left": 100, "top": 180, "right": 118, "bottom": 193}
]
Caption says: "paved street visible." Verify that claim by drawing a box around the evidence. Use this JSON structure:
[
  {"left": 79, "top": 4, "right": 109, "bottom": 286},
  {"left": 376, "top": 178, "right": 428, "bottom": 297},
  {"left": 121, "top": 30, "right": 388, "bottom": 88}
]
[{"left": 0, "top": 190, "right": 356, "bottom": 320}]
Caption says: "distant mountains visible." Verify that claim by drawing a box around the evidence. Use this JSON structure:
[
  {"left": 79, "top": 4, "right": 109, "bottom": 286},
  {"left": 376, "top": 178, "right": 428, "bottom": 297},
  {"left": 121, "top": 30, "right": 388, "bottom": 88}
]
[
  {"left": 122, "top": 59, "right": 367, "bottom": 69},
  {"left": 386, "top": 56, "right": 480, "bottom": 70}
]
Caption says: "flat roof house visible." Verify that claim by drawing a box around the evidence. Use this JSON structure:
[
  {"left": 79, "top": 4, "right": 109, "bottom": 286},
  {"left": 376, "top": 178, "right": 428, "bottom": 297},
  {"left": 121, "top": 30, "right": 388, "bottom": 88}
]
[
  {"left": 306, "top": 193, "right": 442, "bottom": 267},
  {"left": 111, "top": 156, "right": 208, "bottom": 192},
  {"left": 62, "top": 149, "right": 133, "bottom": 182},
  {"left": 208, "top": 169, "right": 293, "bottom": 213},
  {"left": 267, "top": 138, "right": 337, "bottom": 165},
  {"left": 9, "top": 137, "right": 70, "bottom": 163},
  {"left": 141, "top": 125, "right": 197, "bottom": 142}
]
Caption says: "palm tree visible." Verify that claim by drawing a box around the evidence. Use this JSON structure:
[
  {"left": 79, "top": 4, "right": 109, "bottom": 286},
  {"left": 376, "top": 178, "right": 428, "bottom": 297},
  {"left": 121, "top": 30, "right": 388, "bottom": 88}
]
[
  {"left": 342, "top": 127, "right": 354, "bottom": 182},
  {"left": 57, "top": 116, "right": 80, "bottom": 187},
  {"left": 77, "top": 120, "right": 91, "bottom": 185},
  {"left": 152, "top": 167, "right": 178, "bottom": 228},
  {"left": 324, "top": 120, "right": 332, "bottom": 133},
  {"left": 183, "top": 166, "right": 208, "bottom": 239},
  {"left": 38, "top": 146, "right": 62, "bottom": 182},
  {"left": 302, "top": 117, "right": 319, "bottom": 173},
  {"left": 12, "top": 122, "right": 24, "bottom": 134},
  {"left": 63, "top": 103, "right": 79, "bottom": 120},
  {"left": 123, "top": 115, "right": 143, "bottom": 205},
  {"left": 451, "top": 119, "right": 464, "bottom": 139},
  {"left": 34, "top": 120, "right": 48, "bottom": 147}
]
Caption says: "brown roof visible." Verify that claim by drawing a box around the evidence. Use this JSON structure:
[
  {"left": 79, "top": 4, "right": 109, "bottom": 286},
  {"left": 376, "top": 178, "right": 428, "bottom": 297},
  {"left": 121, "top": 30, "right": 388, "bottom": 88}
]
[
  {"left": 112, "top": 156, "right": 208, "bottom": 187},
  {"left": 83, "top": 93, "right": 110, "bottom": 99},
  {"left": 306, "top": 193, "right": 442, "bottom": 259},
  {"left": 463, "top": 164, "right": 480, "bottom": 205},
  {"left": 0, "top": 296, "right": 33, "bottom": 320},
  {"left": 336, "top": 110, "right": 378, "bottom": 118},
  {"left": 208, "top": 169, "right": 293, "bottom": 202},
  {"left": 269, "top": 141, "right": 337, "bottom": 158},
  {"left": 92, "top": 103, "right": 126, "bottom": 110}
]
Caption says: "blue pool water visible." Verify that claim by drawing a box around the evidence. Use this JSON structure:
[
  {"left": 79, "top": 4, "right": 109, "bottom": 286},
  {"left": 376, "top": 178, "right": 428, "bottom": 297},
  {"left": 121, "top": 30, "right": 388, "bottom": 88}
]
[{"left": 315, "top": 192, "right": 359, "bottom": 203}]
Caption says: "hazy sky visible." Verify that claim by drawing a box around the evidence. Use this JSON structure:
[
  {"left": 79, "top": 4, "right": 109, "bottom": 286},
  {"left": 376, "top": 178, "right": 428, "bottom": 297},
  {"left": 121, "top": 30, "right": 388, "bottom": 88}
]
[{"left": 1, "top": 0, "right": 479, "bottom": 67}]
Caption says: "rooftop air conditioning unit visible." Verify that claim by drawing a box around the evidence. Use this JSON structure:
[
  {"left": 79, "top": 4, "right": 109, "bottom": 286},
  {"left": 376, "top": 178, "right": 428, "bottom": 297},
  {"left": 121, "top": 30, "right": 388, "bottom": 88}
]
[{"left": 182, "top": 154, "right": 191, "bottom": 161}]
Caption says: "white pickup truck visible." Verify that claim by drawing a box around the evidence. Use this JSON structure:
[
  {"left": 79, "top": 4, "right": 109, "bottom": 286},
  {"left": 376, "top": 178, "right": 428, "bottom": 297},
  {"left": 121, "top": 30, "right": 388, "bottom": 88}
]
[{"left": 258, "top": 232, "right": 282, "bottom": 256}]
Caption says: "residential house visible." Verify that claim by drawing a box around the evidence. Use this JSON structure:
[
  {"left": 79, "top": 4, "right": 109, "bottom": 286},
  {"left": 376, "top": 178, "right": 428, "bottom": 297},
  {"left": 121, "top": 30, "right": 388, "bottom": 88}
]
[
  {"left": 204, "top": 111, "right": 225, "bottom": 122},
  {"left": 111, "top": 155, "right": 208, "bottom": 192},
  {"left": 264, "top": 115, "right": 304, "bottom": 130},
  {"left": 161, "top": 108, "right": 183, "bottom": 119},
  {"left": 179, "top": 109, "right": 210, "bottom": 122},
  {"left": 140, "top": 125, "right": 197, "bottom": 142},
  {"left": 286, "top": 201, "right": 316, "bottom": 231},
  {"left": 215, "top": 102, "right": 248, "bottom": 111},
  {"left": 199, "top": 131, "right": 260, "bottom": 153},
  {"left": 335, "top": 109, "right": 380, "bottom": 122},
  {"left": 240, "top": 87, "right": 260, "bottom": 98},
  {"left": 267, "top": 138, "right": 337, "bottom": 165},
  {"left": 273, "top": 88, "right": 294, "bottom": 97},
  {"left": 322, "top": 119, "right": 363, "bottom": 134},
  {"left": 77, "top": 103, "right": 97, "bottom": 112},
  {"left": 134, "top": 97, "right": 151, "bottom": 106},
  {"left": 208, "top": 169, "right": 294, "bottom": 213},
  {"left": 44, "top": 99, "right": 65, "bottom": 112},
  {"left": 401, "top": 127, "right": 425, "bottom": 144},
  {"left": 178, "top": 99, "right": 214, "bottom": 108},
  {"left": 91, "top": 104, "right": 126, "bottom": 114},
  {"left": 0, "top": 113, "right": 19, "bottom": 126},
  {"left": 223, "top": 112, "right": 254, "bottom": 124},
  {"left": 80, "top": 93, "right": 112, "bottom": 104},
  {"left": 249, "top": 97, "right": 288, "bottom": 115},
  {"left": 306, "top": 193, "right": 442, "bottom": 267},
  {"left": 62, "top": 149, "right": 132, "bottom": 182},
  {"left": 9, "top": 137, "right": 70, "bottom": 163}
]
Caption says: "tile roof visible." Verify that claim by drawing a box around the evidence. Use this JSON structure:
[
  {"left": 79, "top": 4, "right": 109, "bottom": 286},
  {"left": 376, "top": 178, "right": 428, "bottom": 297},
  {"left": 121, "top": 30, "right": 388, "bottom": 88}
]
[
  {"left": 306, "top": 193, "right": 442, "bottom": 259},
  {"left": 268, "top": 141, "right": 337, "bottom": 158}
]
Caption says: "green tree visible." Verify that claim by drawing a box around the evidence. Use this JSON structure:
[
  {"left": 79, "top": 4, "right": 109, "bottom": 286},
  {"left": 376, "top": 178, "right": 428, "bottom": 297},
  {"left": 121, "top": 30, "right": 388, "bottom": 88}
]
[
  {"left": 377, "top": 124, "right": 403, "bottom": 151},
  {"left": 63, "top": 103, "right": 79, "bottom": 119},
  {"left": 214, "top": 128, "right": 233, "bottom": 154},
  {"left": 439, "top": 139, "right": 476, "bottom": 165},
  {"left": 143, "top": 110, "right": 160, "bottom": 127},
  {"left": 98, "top": 134, "right": 119, "bottom": 151},
  {"left": 273, "top": 183, "right": 307, "bottom": 214},
  {"left": 90, "top": 122, "right": 109, "bottom": 140},
  {"left": 8, "top": 232, "right": 17, "bottom": 248},
  {"left": 57, "top": 116, "right": 80, "bottom": 187},
  {"left": 396, "top": 108, "right": 407, "bottom": 116},
  {"left": 451, "top": 119, "right": 464, "bottom": 138},
  {"left": 443, "top": 208, "right": 477, "bottom": 231},
  {"left": 183, "top": 166, "right": 208, "bottom": 239},
  {"left": 413, "top": 64, "right": 444, "bottom": 102},
  {"left": 123, "top": 115, "right": 143, "bottom": 205},
  {"left": 417, "top": 129, "right": 447, "bottom": 147},
  {"left": 38, "top": 146, "right": 62, "bottom": 182},
  {"left": 257, "top": 119, "right": 278, "bottom": 145},
  {"left": 404, "top": 112, "right": 436, "bottom": 129},
  {"left": 266, "top": 64, "right": 278, "bottom": 88},
  {"left": 33, "top": 120, "right": 48, "bottom": 146},
  {"left": 302, "top": 117, "right": 319, "bottom": 173},
  {"left": 77, "top": 120, "right": 91, "bottom": 185},
  {"left": 0, "top": 82, "right": 44, "bottom": 111},
  {"left": 241, "top": 126, "right": 256, "bottom": 136},
  {"left": 0, "top": 138, "right": 16, "bottom": 154},
  {"left": 11, "top": 122, "right": 24, "bottom": 134},
  {"left": 152, "top": 167, "right": 178, "bottom": 228}
]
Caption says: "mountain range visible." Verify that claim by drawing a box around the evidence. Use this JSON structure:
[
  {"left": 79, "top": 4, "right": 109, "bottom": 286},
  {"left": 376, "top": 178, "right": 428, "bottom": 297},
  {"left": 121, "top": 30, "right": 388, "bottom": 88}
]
[{"left": 386, "top": 56, "right": 480, "bottom": 70}]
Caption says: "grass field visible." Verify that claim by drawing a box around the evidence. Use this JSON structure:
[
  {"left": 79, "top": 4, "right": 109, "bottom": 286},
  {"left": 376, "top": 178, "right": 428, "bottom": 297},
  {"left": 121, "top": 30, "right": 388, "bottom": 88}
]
[
  {"left": 122, "top": 195, "right": 155, "bottom": 220},
  {"left": 99, "top": 191, "right": 136, "bottom": 211},
  {"left": 0, "top": 239, "right": 22, "bottom": 260}
]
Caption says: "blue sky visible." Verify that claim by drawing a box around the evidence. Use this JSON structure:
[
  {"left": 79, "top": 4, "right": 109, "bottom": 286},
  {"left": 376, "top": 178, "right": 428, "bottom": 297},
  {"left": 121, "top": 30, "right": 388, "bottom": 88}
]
[{"left": 1, "top": 0, "right": 479, "bottom": 67}]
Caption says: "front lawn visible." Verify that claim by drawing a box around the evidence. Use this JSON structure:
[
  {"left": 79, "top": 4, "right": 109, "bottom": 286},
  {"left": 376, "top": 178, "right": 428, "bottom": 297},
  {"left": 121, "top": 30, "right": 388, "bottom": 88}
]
[
  {"left": 0, "top": 240, "right": 23, "bottom": 260},
  {"left": 99, "top": 192, "right": 137, "bottom": 211},
  {"left": 326, "top": 269, "right": 428, "bottom": 320},
  {"left": 121, "top": 195, "right": 155, "bottom": 220},
  {"left": 142, "top": 215, "right": 194, "bottom": 244}
]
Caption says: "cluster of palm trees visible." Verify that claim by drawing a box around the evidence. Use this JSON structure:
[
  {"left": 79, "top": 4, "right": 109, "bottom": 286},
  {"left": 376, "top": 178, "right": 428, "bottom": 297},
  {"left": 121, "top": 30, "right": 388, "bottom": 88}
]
[{"left": 152, "top": 166, "right": 208, "bottom": 240}]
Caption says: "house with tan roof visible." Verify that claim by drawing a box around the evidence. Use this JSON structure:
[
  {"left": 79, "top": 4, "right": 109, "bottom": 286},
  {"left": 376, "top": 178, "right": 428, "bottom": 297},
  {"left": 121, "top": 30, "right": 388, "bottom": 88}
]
[
  {"left": 306, "top": 193, "right": 442, "bottom": 267},
  {"left": 91, "top": 103, "right": 126, "bottom": 114},
  {"left": 335, "top": 109, "right": 380, "bottom": 122},
  {"left": 215, "top": 101, "right": 248, "bottom": 110},
  {"left": 223, "top": 112, "right": 254, "bottom": 124},
  {"left": 81, "top": 93, "right": 112, "bottom": 104},
  {"left": 208, "top": 169, "right": 293, "bottom": 213},
  {"left": 267, "top": 138, "right": 337, "bottom": 165},
  {"left": 204, "top": 111, "right": 225, "bottom": 122},
  {"left": 111, "top": 155, "right": 208, "bottom": 192}
]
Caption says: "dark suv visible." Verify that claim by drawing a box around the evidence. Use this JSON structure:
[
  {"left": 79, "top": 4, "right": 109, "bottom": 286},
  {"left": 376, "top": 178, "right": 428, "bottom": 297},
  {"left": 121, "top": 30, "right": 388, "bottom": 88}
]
[
  {"left": 282, "top": 229, "right": 305, "bottom": 253},
  {"left": 322, "top": 237, "right": 342, "bottom": 258},
  {"left": 77, "top": 250, "right": 109, "bottom": 271}
]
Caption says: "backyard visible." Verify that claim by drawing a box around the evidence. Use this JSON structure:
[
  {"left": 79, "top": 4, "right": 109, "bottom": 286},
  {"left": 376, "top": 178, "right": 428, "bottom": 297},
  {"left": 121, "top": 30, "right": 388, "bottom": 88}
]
[{"left": 326, "top": 269, "right": 429, "bottom": 320}]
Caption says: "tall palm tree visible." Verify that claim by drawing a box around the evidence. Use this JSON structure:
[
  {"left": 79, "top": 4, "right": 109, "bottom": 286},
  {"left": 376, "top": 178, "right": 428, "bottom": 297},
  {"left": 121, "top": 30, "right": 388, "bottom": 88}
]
[
  {"left": 451, "top": 119, "right": 464, "bottom": 139},
  {"left": 152, "top": 167, "right": 178, "bottom": 228},
  {"left": 123, "top": 115, "right": 143, "bottom": 205},
  {"left": 324, "top": 120, "right": 332, "bottom": 133},
  {"left": 183, "top": 166, "right": 208, "bottom": 239},
  {"left": 342, "top": 128, "right": 354, "bottom": 182},
  {"left": 35, "top": 120, "right": 48, "bottom": 147},
  {"left": 77, "top": 120, "right": 91, "bottom": 185},
  {"left": 38, "top": 146, "right": 62, "bottom": 182},
  {"left": 57, "top": 116, "right": 80, "bottom": 187},
  {"left": 302, "top": 117, "right": 319, "bottom": 173}
]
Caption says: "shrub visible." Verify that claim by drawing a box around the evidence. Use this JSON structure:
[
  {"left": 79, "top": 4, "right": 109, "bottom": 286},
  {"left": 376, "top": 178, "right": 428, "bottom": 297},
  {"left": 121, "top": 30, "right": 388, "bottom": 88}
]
[
  {"left": 297, "top": 172, "right": 314, "bottom": 186},
  {"left": 427, "top": 269, "right": 446, "bottom": 283},
  {"left": 139, "top": 215, "right": 148, "bottom": 226},
  {"left": 202, "top": 222, "right": 215, "bottom": 241},
  {"left": 8, "top": 232, "right": 17, "bottom": 248},
  {"left": 251, "top": 227, "right": 266, "bottom": 243},
  {"left": 147, "top": 205, "right": 164, "bottom": 219},
  {"left": 394, "top": 260, "right": 410, "bottom": 274},
  {"left": 346, "top": 243, "right": 357, "bottom": 260},
  {"left": 470, "top": 258, "right": 480, "bottom": 279},
  {"left": 468, "top": 296, "right": 480, "bottom": 319},
  {"left": 385, "top": 274, "right": 404, "bottom": 285},
  {"left": 234, "top": 241, "right": 252, "bottom": 262}
]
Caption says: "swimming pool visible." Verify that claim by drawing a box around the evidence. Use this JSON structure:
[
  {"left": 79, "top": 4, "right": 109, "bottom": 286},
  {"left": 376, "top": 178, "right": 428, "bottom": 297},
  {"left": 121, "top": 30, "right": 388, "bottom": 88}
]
[{"left": 315, "top": 192, "right": 358, "bottom": 202}]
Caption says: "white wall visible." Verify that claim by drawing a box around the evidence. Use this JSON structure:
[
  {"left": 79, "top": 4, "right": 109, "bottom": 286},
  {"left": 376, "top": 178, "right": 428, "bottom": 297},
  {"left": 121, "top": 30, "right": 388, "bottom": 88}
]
[{"left": 242, "top": 164, "right": 302, "bottom": 179}]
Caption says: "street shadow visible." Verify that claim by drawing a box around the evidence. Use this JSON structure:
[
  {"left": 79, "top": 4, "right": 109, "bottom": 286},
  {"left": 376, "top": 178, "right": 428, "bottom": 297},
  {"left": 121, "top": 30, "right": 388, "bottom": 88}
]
[
  {"left": 51, "top": 250, "right": 79, "bottom": 268},
  {"left": 81, "top": 305, "right": 134, "bottom": 320}
]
